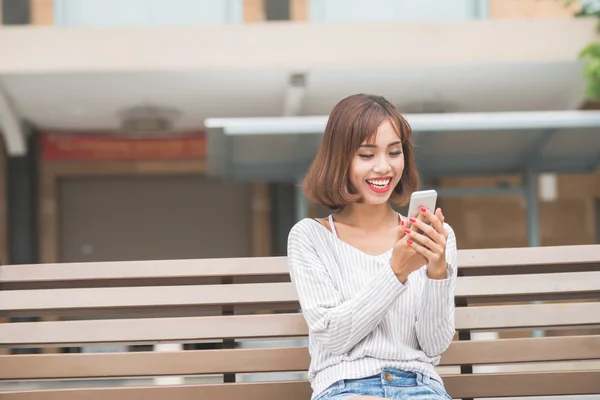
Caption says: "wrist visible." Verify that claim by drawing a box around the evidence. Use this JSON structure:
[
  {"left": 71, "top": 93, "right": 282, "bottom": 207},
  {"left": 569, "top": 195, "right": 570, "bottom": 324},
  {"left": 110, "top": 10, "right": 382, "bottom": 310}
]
[
  {"left": 426, "top": 262, "right": 448, "bottom": 280},
  {"left": 396, "top": 271, "right": 409, "bottom": 284},
  {"left": 390, "top": 261, "right": 409, "bottom": 284}
]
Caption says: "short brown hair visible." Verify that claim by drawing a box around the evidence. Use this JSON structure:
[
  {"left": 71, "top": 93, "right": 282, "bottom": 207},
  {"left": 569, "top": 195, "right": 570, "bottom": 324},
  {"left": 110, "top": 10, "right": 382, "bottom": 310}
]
[{"left": 303, "top": 93, "right": 419, "bottom": 209}]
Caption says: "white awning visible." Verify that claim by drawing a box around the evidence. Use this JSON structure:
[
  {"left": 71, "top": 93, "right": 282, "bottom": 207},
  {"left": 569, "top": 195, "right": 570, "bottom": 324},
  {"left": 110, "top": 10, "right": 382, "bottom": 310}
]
[{"left": 205, "top": 110, "right": 600, "bottom": 181}]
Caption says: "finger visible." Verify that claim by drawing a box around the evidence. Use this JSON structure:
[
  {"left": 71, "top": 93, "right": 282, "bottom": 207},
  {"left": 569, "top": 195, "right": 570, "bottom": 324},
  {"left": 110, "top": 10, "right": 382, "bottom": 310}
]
[
  {"left": 435, "top": 208, "right": 448, "bottom": 237},
  {"left": 404, "top": 238, "right": 429, "bottom": 264},
  {"left": 421, "top": 207, "right": 444, "bottom": 236},
  {"left": 436, "top": 207, "right": 445, "bottom": 223},
  {"left": 395, "top": 219, "right": 407, "bottom": 242},
  {"left": 404, "top": 228, "right": 443, "bottom": 253},
  {"left": 406, "top": 238, "right": 436, "bottom": 263},
  {"left": 409, "top": 215, "right": 443, "bottom": 244},
  {"left": 409, "top": 212, "right": 426, "bottom": 233}
]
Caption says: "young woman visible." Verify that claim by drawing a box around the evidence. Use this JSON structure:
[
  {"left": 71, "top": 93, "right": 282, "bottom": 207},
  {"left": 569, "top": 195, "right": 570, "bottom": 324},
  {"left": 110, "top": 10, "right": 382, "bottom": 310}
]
[{"left": 287, "top": 94, "right": 457, "bottom": 400}]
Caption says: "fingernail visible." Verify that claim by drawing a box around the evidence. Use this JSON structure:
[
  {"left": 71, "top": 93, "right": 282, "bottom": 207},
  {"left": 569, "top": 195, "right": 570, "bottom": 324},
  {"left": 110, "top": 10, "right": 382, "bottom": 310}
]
[
  {"left": 409, "top": 217, "right": 416, "bottom": 223},
  {"left": 420, "top": 206, "right": 427, "bottom": 212},
  {"left": 401, "top": 220, "right": 404, "bottom": 227},
  {"left": 407, "top": 239, "right": 413, "bottom": 245},
  {"left": 404, "top": 229, "right": 411, "bottom": 234}
]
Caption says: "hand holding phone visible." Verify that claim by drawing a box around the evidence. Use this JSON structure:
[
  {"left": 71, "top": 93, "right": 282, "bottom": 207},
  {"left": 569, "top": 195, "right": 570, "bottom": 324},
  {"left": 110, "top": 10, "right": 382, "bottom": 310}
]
[
  {"left": 390, "top": 190, "right": 439, "bottom": 282},
  {"left": 389, "top": 222, "right": 428, "bottom": 283},
  {"left": 404, "top": 190, "right": 449, "bottom": 279},
  {"left": 406, "top": 190, "right": 437, "bottom": 230}
]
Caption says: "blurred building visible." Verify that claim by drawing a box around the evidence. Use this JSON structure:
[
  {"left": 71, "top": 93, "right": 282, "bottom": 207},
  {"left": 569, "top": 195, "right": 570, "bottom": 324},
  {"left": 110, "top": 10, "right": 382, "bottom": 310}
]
[{"left": 0, "top": 0, "right": 598, "bottom": 272}]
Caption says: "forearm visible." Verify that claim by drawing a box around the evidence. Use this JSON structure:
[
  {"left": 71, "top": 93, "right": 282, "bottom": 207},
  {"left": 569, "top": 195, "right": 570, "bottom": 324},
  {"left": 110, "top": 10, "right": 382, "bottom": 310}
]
[
  {"left": 415, "top": 265, "right": 456, "bottom": 357},
  {"left": 303, "top": 264, "right": 405, "bottom": 355}
]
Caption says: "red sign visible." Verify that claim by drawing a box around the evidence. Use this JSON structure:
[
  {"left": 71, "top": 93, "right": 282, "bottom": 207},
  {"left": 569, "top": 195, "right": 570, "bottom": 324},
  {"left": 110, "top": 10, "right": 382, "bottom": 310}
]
[{"left": 41, "top": 132, "right": 206, "bottom": 161}]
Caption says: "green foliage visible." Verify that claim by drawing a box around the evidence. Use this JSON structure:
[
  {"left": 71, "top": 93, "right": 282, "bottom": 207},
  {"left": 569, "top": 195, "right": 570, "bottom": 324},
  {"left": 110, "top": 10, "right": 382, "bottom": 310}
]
[
  {"left": 570, "top": 1, "right": 600, "bottom": 98},
  {"left": 580, "top": 43, "right": 600, "bottom": 98},
  {"left": 575, "top": 5, "right": 600, "bottom": 16},
  {"left": 566, "top": 0, "right": 600, "bottom": 17}
]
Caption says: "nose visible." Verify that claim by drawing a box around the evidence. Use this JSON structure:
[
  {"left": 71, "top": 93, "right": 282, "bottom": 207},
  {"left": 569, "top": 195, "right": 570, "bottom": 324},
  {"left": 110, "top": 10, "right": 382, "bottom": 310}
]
[{"left": 372, "top": 155, "right": 391, "bottom": 174}]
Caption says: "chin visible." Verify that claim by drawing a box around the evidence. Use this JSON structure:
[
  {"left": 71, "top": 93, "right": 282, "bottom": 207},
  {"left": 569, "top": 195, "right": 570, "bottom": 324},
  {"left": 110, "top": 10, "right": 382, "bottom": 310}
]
[
  {"left": 356, "top": 180, "right": 396, "bottom": 205},
  {"left": 360, "top": 192, "right": 393, "bottom": 206}
]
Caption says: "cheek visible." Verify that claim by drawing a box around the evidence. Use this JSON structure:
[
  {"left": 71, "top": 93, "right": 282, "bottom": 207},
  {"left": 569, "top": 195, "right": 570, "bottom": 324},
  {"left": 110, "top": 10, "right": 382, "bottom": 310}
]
[
  {"left": 392, "top": 157, "right": 405, "bottom": 173},
  {"left": 349, "top": 162, "right": 373, "bottom": 190},
  {"left": 350, "top": 159, "right": 367, "bottom": 179}
]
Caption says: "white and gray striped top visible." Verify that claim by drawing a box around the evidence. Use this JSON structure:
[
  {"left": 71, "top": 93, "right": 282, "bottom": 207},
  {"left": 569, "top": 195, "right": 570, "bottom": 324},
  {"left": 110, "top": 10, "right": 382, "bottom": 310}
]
[{"left": 287, "top": 216, "right": 458, "bottom": 399}]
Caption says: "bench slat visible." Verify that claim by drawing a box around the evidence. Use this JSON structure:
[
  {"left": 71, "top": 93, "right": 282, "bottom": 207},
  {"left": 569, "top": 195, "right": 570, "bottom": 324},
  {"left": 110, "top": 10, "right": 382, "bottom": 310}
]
[
  {"left": 2, "top": 336, "right": 599, "bottom": 380},
  {"left": 0, "top": 258, "right": 290, "bottom": 290},
  {"left": 456, "top": 302, "right": 600, "bottom": 331},
  {"left": 0, "top": 283, "right": 299, "bottom": 318},
  {"left": 0, "top": 381, "right": 311, "bottom": 400},
  {"left": 0, "top": 314, "right": 307, "bottom": 347},
  {"left": 3, "top": 371, "right": 600, "bottom": 399},
  {"left": 456, "top": 271, "right": 600, "bottom": 301},
  {"left": 3, "top": 245, "right": 599, "bottom": 290},
  {"left": 442, "top": 334, "right": 600, "bottom": 365},
  {"left": 447, "top": 370, "right": 600, "bottom": 397},
  {"left": 458, "top": 244, "right": 600, "bottom": 274},
  {"left": 0, "top": 347, "right": 311, "bottom": 380},
  {"left": 2, "top": 303, "right": 599, "bottom": 347},
  {"left": 3, "top": 272, "right": 600, "bottom": 318}
]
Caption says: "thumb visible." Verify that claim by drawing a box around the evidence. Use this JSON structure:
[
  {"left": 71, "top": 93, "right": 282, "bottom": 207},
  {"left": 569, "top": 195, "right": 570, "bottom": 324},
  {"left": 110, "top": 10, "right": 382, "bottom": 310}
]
[{"left": 435, "top": 207, "right": 445, "bottom": 224}]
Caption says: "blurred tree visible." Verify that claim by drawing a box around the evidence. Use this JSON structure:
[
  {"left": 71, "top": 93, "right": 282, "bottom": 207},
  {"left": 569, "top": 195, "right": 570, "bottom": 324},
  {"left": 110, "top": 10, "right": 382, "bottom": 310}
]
[
  {"left": 567, "top": 0, "right": 600, "bottom": 98},
  {"left": 580, "top": 42, "right": 600, "bottom": 99},
  {"left": 569, "top": 0, "right": 600, "bottom": 16}
]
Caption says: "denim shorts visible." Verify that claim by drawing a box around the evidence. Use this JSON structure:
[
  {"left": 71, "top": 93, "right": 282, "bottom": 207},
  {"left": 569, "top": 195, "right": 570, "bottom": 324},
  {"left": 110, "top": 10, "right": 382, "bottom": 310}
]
[{"left": 313, "top": 368, "right": 452, "bottom": 400}]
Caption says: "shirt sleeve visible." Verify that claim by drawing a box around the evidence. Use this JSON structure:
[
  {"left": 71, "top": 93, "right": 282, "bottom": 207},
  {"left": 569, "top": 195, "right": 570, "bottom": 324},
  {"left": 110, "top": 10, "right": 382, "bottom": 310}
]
[
  {"left": 287, "top": 220, "right": 407, "bottom": 356},
  {"left": 415, "top": 222, "right": 458, "bottom": 358}
]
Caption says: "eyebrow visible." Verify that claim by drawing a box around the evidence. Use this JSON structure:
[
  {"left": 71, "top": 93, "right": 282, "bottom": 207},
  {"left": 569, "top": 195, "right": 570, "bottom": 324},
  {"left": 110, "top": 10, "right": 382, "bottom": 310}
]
[{"left": 359, "top": 141, "right": 402, "bottom": 148}]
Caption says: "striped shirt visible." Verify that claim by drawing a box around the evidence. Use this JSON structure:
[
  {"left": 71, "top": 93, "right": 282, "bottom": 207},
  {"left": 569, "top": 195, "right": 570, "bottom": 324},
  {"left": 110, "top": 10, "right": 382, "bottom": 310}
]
[{"left": 287, "top": 216, "right": 458, "bottom": 399}]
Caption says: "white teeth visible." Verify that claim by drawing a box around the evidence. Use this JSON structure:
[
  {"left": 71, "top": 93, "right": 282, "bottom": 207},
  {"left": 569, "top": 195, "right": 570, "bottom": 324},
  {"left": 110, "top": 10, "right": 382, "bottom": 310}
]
[{"left": 366, "top": 179, "right": 390, "bottom": 188}]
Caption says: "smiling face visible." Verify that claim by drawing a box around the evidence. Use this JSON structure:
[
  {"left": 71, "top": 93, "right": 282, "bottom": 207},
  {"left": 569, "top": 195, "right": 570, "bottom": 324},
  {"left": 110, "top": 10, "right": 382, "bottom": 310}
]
[
  {"left": 349, "top": 119, "right": 405, "bottom": 206},
  {"left": 302, "top": 94, "right": 418, "bottom": 209}
]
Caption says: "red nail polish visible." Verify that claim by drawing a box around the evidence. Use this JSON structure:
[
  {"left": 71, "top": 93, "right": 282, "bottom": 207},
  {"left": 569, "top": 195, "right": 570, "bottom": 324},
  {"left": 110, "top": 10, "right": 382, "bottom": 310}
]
[
  {"left": 420, "top": 206, "right": 427, "bottom": 212},
  {"left": 404, "top": 229, "right": 411, "bottom": 234},
  {"left": 401, "top": 220, "right": 404, "bottom": 227},
  {"left": 407, "top": 239, "right": 413, "bottom": 245},
  {"left": 409, "top": 217, "right": 416, "bottom": 223}
]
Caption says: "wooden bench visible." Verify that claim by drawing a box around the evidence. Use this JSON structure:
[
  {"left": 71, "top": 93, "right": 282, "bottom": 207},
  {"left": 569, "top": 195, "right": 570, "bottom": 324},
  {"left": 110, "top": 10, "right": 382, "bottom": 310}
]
[{"left": 1, "top": 244, "right": 600, "bottom": 399}]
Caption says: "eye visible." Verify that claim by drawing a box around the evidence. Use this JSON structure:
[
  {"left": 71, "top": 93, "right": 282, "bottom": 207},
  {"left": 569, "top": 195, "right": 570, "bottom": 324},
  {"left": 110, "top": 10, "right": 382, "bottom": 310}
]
[
  {"left": 389, "top": 150, "right": 403, "bottom": 156},
  {"left": 358, "top": 154, "right": 374, "bottom": 159}
]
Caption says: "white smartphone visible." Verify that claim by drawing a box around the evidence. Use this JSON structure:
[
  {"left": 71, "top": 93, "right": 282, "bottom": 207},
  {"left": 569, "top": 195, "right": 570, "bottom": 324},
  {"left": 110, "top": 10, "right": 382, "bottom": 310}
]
[{"left": 406, "top": 190, "right": 438, "bottom": 226}]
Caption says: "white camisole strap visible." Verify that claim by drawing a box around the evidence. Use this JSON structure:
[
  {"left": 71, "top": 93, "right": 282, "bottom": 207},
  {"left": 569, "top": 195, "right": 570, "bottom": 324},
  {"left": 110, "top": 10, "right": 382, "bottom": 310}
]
[
  {"left": 328, "top": 214, "right": 338, "bottom": 238},
  {"left": 329, "top": 213, "right": 404, "bottom": 239}
]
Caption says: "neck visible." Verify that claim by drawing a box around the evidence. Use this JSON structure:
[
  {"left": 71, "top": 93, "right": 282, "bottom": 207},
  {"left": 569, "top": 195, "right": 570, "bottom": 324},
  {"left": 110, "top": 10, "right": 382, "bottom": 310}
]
[{"left": 336, "top": 202, "right": 397, "bottom": 231}]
